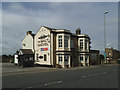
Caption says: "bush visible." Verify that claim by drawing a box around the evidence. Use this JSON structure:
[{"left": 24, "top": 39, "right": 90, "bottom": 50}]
[{"left": 1, "top": 55, "right": 14, "bottom": 63}]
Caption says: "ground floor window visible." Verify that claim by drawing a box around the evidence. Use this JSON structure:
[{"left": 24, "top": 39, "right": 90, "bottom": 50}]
[
  {"left": 64, "top": 55, "right": 69, "bottom": 62},
  {"left": 44, "top": 54, "right": 47, "bottom": 61},
  {"left": 85, "top": 55, "right": 89, "bottom": 66},
  {"left": 36, "top": 54, "right": 39, "bottom": 61},
  {"left": 85, "top": 55, "right": 88, "bottom": 62},
  {"left": 80, "top": 55, "right": 83, "bottom": 62},
  {"left": 58, "top": 55, "right": 63, "bottom": 64}
]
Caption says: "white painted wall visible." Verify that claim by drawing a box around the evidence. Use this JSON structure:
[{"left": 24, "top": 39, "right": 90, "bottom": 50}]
[
  {"left": 22, "top": 34, "right": 34, "bottom": 52},
  {"left": 50, "top": 33, "right": 54, "bottom": 65},
  {"left": 34, "top": 26, "right": 51, "bottom": 65}
]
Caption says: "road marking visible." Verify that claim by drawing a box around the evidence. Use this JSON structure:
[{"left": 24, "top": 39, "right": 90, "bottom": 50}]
[
  {"left": 81, "top": 72, "right": 108, "bottom": 78},
  {"left": 44, "top": 84, "right": 48, "bottom": 86},
  {"left": 26, "top": 80, "right": 62, "bottom": 88},
  {"left": 57, "top": 80, "right": 62, "bottom": 83},
  {"left": 81, "top": 76, "right": 86, "bottom": 78},
  {"left": 44, "top": 80, "right": 62, "bottom": 86},
  {"left": 102, "top": 72, "right": 107, "bottom": 74}
]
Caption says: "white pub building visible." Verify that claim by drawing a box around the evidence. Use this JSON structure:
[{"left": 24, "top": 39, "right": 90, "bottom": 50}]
[{"left": 22, "top": 26, "right": 91, "bottom": 68}]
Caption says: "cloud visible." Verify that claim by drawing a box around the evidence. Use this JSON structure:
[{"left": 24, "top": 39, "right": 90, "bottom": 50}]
[{"left": 2, "top": 2, "right": 118, "bottom": 55}]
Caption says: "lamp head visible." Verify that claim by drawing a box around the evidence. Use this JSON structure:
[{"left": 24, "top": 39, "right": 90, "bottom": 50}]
[{"left": 104, "top": 11, "right": 108, "bottom": 14}]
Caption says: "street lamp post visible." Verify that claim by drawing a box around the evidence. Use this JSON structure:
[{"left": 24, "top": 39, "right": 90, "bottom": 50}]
[{"left": 104, "top": 11, "right": 108, "bottom": 63}]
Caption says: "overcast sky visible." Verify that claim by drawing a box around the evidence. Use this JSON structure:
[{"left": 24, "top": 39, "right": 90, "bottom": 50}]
[{"left": 1, "top": 2, "right": 118, "bottom": 55}]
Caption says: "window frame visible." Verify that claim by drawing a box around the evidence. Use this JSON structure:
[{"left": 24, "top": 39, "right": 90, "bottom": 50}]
[
  {"left": 80, "top": 39, "right": 83, "bottom": 50},
  {"left": 85, "top": 39, "right": 88, "bottom": 50},
  {"left": 36, "top": 54, "right": 39, "bottom": 61},
  {"left": 58, "top": 35, "right": 63, "bottom": 48},
  {"left": 64, "top": 36, "right": 69, "bottom": 48},
  {"left": 58, "top": 55, "right": 63, "bottom": 63},
  {"left": 64, "top": 55, "right": 69, "bottom": 62},
  {"left": 44, "top": 54, "right": 47, "bottom": 61},
  {"left": 80, "top": 54, "right": 83, "bottom": 62}
]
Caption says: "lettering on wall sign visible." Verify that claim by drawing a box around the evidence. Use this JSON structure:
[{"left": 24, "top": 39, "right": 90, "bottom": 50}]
[
  {"left": 38, "top": 35, "right": 47, "bottom": 39},
  {"left": 38, "top": 34, "right": 50, "bottom": 39},
  {"left": 38, "top": 43, "right": 48, "bottom": 47},
  {"left": 38, "top": 34, "right": 50, "bottom": 47}
]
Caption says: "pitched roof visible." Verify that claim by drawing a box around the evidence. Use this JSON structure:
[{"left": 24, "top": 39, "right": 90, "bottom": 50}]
[
  {"left": 43, "top": 26, "right": 56, "bottom": 30},
  {"left": 31, "top": 34, "right": 35, "bottom": 38},
  {"left": 20, "top": 49, "right": 34, "bottom": 54}
]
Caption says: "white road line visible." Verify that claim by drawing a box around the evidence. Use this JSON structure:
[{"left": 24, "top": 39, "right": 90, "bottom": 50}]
[
  {"left": 102, "top": 72, "right": 107, "bottom": 74},
  {"left": 81, "top": 76, "right": 86, "bottom": 78},
  {"left": 44, "top": 84, "right": 47, "bottom": 86},
  {"left": 81, "top": 72, "right": 108, "bottom": 78},
  {"left": 44, "top": 80, "right": 62, "bottom": 86},
  {"left": 57, "top": 80, "right": 62, "bottom": 83},
  {"left": 26, "top": 80, "right": 62, "bottom": 88}
]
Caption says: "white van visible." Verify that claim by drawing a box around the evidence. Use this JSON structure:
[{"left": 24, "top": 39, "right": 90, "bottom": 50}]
[{"left": 14, "top": 54, "right": 18, "bottom": 65}]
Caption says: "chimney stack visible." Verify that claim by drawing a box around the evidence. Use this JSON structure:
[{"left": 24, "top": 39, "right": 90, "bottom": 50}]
[
  {"left": 111, "top": 47, "right": 113, "bottom": 50},
  {"left": 27, "top": 31, "right": 32, "bottom": 35},
  {"left": 76, "top": 28, "right": 81, "bottom": 34}
]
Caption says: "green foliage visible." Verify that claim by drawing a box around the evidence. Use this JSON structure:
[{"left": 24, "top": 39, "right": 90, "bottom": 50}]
[{"left": 0, "top": 54, "right": 14, "bottom": 63}]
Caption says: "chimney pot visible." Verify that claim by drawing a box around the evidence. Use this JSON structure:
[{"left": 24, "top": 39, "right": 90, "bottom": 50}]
[
  {"left": 27, "top": 31, "right": 32, "bottom": 35},
  {"left": 76, "top": 28, "right": 81, "bottom": 34}
]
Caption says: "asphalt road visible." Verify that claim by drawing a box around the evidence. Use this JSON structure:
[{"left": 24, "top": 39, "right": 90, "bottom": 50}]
[{"left": 2, "top": 64, "right": 119, "bottom": 89}]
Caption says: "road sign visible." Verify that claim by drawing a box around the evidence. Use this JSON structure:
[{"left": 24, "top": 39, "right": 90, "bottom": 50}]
[{"left": 104, "top": 53, "right": 107, "bottom": 58}]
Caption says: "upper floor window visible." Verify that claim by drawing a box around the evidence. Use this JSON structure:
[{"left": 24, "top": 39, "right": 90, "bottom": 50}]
[
  {"left": 80, "top": 39, "right": 83, "bottom": 50},
  {"left": 70, "top": 40, "right": 74, "bottom": 48},
  {"left": 85, "top": 40, "right": 88, "bottom": 50},
  {"left": 58, "top": 35, "right": 62, "bottom": 48},
  {"left": 64, "top": 36, "right": 69, "bottom": 48}
]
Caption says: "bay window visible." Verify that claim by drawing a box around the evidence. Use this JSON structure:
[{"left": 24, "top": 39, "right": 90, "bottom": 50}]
[
  {"left": 64, "top": 36, "right": 69, "bottom": 48},
  {"left": 80, "top": 39, "right": 83, "bottom": 50}
]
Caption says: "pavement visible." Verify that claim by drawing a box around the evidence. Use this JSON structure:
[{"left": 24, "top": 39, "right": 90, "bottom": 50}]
[
  {"left": 2, "top": 63, "right": 57, "bottom": 76},
  {"left": 1, "top": 63, "right": 115, "bottom": 76},
  {"left": 2, "top": 63, "right": 120, "bottom": 88}
]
